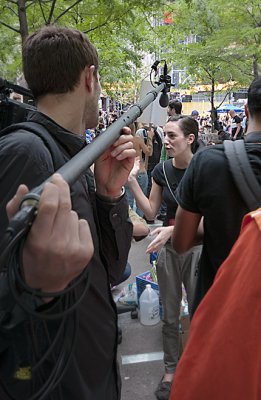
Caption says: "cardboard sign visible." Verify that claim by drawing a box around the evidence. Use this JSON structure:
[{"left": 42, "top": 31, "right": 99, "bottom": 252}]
[{"left": 137, "top": 80, "right": 168, "bottom": 127}]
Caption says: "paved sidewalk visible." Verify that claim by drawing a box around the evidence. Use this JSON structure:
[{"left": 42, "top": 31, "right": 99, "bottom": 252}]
[{"left": 116, "top": 224, "right": 164, "bottom": 400}]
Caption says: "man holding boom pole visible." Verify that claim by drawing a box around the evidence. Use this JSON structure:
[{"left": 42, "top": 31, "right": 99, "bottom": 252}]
[{"left": 0, "top": 25, "right": 136, "bottom": 400}]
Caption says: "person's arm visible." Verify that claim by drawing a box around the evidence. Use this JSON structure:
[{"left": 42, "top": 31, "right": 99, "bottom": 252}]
[
  {"left": 146, "top": 226, "right": 174, "bottom": 253},
  {"left": 127, "top": 158, "right": 162, "bottom": 220},
  {"left": 129, "top": 207, "right": 150, "bottom": 240},
  {"left": 133, "top": 221, "right": 150, "bottom": 239},
  {"left": 171, "top": 206, "right": 203, "bottom": 253},
  {"left": 138, "top": 136, "right": 153, "bottom": 156}
]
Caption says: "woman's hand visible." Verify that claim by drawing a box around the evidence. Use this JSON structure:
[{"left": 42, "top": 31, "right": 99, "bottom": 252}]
[{"left": 146, "top": 226, "right": 174, "bottom": 253}]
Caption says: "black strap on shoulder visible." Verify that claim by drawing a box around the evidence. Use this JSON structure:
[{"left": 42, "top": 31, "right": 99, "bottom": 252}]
[
  {"left": 224, "top": 140, "right": 261, "bottom": 210},
  {"left": 162, "top": 159, "right": 179, "bottom": 203},
  {"left": 0, "top": 121, "right": 65, "bottom": 171}
]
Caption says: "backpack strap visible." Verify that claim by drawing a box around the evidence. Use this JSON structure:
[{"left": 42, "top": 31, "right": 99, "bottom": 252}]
[
  {"left": 162, "top": 159, "right": 179, "bottom": 203},
  {"left": 224, "top": 140, "right": 261, "bottom": 210},
  {"left": 0, "top": 121, "right": 65, "bottom": 170},
  {"left": 1, "top": 121, "right": 98, "bottom": 201}
]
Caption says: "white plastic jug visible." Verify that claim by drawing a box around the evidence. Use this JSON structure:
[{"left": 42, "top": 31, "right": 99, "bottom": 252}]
[{"left": 139, "top": 284, "right": 160, "bottom": 326}]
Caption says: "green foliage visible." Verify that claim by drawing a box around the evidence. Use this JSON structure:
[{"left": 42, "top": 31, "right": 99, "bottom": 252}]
[
  {"left": 0, "top": 0, "right": 259, "bottom": 102},
  {"left": 161, "top": 0, "right": 260, "bottom": 84},
  {"left": 151, "top": 0, "right": 260, "bottom": 130},
  {"left": 0, "top": 0, "right": 162, "bottom": 96}
]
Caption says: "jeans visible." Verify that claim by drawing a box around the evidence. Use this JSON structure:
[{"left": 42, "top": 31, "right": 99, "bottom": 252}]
[{"left": 125, "top": 171, "right": 148, "bottom": 217}]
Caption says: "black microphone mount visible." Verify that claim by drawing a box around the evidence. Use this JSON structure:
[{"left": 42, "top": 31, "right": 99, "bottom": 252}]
[{"left": 153, "top": 60, "right": 175, "bottom": 107}]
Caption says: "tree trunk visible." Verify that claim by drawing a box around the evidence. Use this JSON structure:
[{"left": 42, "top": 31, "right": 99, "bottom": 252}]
[
  {"left": 210, "top": 77, "right": 215, "bottom": 133},
  {"left": 18, "top": 0, "right": 29, "bottom": 44}
]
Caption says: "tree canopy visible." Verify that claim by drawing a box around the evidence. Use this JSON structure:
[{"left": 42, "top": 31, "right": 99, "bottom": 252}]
[
  {"left": 0, "top": 0, "right": 260, "bottom": 104},
  {"left": 0, "top": 0, "right": 162, "bottom": 95}
]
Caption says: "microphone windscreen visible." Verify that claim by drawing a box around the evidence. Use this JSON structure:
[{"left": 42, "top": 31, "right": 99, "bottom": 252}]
[{"left": 159, "top": 93, "right": 169, "bottom": 108}]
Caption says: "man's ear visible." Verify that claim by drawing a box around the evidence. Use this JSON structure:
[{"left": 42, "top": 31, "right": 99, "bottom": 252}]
[
  {"left": 84, "top": 65, "right": 96, "bottom": 93},
  {"left": 188, "top": 133, "right": 195, "bottom": 145}
]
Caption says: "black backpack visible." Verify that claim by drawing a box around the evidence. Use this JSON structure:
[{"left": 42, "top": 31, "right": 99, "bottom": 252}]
[
  {"left": 224, "top": 139, "right": 261, "bottom": 210},
  {"left": 0, "top": 121, "right": 97, "bottom": 197},
  {"left": 0, "top": 121, "right": 65, "bottom": 170}
]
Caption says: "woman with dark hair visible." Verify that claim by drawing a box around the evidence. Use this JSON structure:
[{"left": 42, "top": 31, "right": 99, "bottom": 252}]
[{"left": 128, "top": 116, "right": 202, "bottom": 400}]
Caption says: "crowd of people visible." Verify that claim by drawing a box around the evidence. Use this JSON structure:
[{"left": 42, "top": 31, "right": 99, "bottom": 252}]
[{"left": 0, "top": 24, "right": 260, "bottom": 400}]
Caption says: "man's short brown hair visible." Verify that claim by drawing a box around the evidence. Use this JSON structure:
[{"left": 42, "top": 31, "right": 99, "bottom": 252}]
[{"left": 23, "top": 25, "right": 99, "bottom": 99}]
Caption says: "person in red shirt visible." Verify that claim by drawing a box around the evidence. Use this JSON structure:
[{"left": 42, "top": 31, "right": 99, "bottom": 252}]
[{"left": 170, "top": 208, "right": 261, "bottom": 400}]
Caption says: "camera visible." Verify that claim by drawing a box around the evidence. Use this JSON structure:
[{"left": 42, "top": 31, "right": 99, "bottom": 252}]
[{"left": 0, "top": 77, "right": 35, "bottom": 130}]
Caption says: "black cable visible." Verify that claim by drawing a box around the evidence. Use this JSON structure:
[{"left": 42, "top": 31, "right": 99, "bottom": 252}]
[
  {"left": 0, "top": 309, "right": 78, "bottom": 400},
  {"left": 149, "top": 69, "right": 157, "bottom": 88},
  {"left": 6, "top": 239, "right": 91, "bottom": 320},
  {"left": 0, "top": 236, "right": 85, "bottom": 399}
]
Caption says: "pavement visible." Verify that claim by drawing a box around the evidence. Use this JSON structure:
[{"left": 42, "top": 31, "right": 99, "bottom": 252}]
[{"left": 114, "top": 221, "right": 165, "bottom": 400}]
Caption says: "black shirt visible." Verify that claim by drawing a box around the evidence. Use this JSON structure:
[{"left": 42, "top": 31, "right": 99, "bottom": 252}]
[
  {"left": 153, "top": 160, "right": 186, "bottom": 226},
  {"left": 0, "top": 111, "right": 133, "bottom": 399},
  {"left": 176, "top": 133, "right": 261, "bottom": 310},
  {"left": 231, "top": 115, "right": 243, "bottom": 138}
]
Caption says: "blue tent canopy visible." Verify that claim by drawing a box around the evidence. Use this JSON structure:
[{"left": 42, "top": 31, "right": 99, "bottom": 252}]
[{"left": 216, "top": 104, "right": 243, "bottom": 113}]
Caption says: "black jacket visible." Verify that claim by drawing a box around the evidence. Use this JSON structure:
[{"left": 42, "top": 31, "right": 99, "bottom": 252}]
[{"left": 0, "top": 111, "right": 133, "bottom": 400}]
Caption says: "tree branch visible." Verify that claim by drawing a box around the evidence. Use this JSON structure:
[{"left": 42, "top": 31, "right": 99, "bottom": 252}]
[
  {"left": 47, "top": 0, "right": 57, "bottom": 24},
  {"left": 53, "top": 0, "right": 83, "bottom": 23},
  {"left": 84, "top": 18, "right": 112, "bottom": 34},
  {"left": 25, "top": 1, "right": 36, "bottom": 10},
  {"left": 38, "top": 0, "right": 47, "bottom": 23},
  {"left": 0, "top": 20, "right": 20, "bottom": 33},
  {"left": 84, "top": 7, "right": 137, "bottom": 35},
  {"left": 3, "top": 5, "right": 18, "bottom": 17}
]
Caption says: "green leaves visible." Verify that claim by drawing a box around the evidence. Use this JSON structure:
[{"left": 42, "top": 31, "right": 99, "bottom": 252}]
[
  {"left": 0, "top": 0, "right": 162, "bottom": 102},
  {"left": 0, "top": 0, "right": 259, "bottom": 99}
]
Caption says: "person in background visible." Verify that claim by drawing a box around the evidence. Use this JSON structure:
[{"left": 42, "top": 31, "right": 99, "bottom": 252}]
[
  {"left": 171, "top": 76, "right": 261, "bottom": 316},
  {"left": 85, "top": 128, "right": 95, "bottom": 144},
  {"left": 190, "top": 109, "right": 199, "bottom": 121},
  {"left": 10, "top": 92, "right": 23, "bottom": 102},
  {"left": 217, "top": 129, "right": 230, "bottom": 142},
  {"left": 129, "top": 206, "right": 150, "bottom": 241},
  {"left": 241, "top": 113, "right": 248, "bottom": 135},
  {"left": 112, "top": 207, "right": 150, "bottom": 288},
  {"left": 161, "top": 100, "right": 183, "bottom": 162},
  {"left": 167, "top": 100, "right": 182, "bottom": 118},
  {"left": 128, "top": 116, "right": 202, "bottom": 400},
  {"left": 158, "top": 100, "right": 183, "bottom": 221},
  {"left": 136, "top": 124, "right": 163, "bottom": 197},
  {"left": 0, "top": 25, "right": 135, "bottom": 400},
  {"left": 229, "top": 109, "right": 243, "bottom": 140},
  {"left": 125, "top": 123, "right": 153, "bottom": 217}
]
